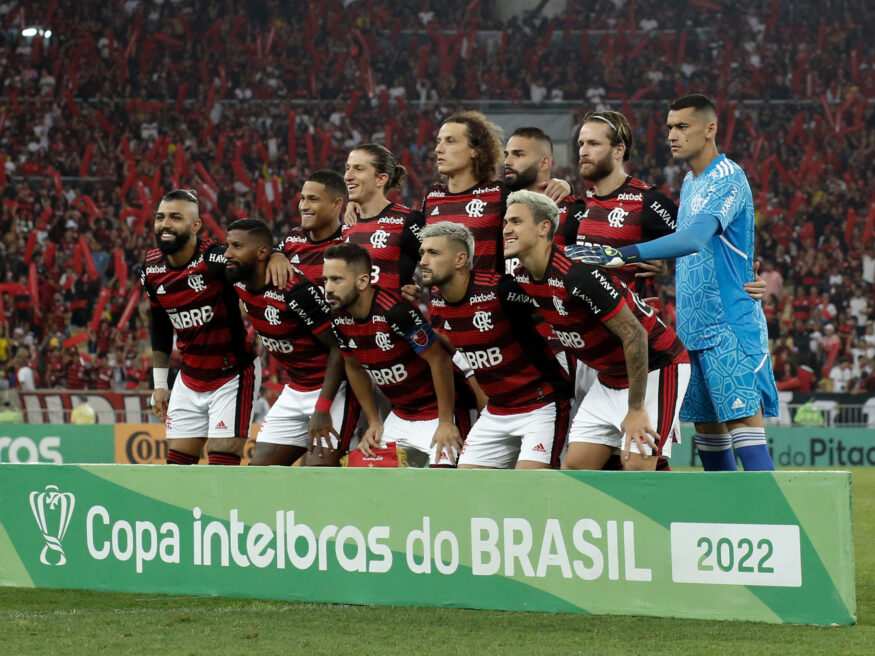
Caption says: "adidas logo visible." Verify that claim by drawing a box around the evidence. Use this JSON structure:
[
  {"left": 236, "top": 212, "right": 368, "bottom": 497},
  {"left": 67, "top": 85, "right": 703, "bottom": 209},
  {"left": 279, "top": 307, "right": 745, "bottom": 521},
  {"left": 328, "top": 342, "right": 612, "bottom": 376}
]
[
  {"left": 443, "top": 321, "right": 452, "bottom": 331},
  {"left": 532, "top": 443, "right": 547, "bottom": 453},
  {"left": 731, "top": 398, "right": 744, "bottom": 410},
  {"left": 290, "top": 254, "right": 300, "bottom": 263},
  {"left": 348, "top": 338, "right": 357, "bottom": 349},
  {"left": 431, "top": 207, "right": 439, "bottom": 216},
  {"left": 156, "top": 284, "right": 166, "bottom": 294},
  {"left": 215, "top": 420, "right": 228, "bottom": 430}
]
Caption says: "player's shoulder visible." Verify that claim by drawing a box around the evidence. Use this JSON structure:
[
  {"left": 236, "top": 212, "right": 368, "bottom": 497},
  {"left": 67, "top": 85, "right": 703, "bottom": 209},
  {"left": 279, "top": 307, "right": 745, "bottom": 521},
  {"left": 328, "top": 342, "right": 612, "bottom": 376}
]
[
  {"left": 283, "top": 225, "right": 308, "bottom": 243},
  {"left": 425, "top": 182, "right": 450, "bottom": 199},
  {"left": 471, "top": 270, "right": 502, "bottom": 291},
  {"left": 373, "top": 286, "right": 405, "bottom": 313},
  {"left": 144, "top": 248, "right": 165, "bottom": 265},
  {"left": 559, "top": 193, "right": 587, "bottom": 208},
  {"left": 387, "top": 202, "right": 413, "bottom": 216},
  {"left": 707, "top": 156, "right": 744, "bottom": 182}
]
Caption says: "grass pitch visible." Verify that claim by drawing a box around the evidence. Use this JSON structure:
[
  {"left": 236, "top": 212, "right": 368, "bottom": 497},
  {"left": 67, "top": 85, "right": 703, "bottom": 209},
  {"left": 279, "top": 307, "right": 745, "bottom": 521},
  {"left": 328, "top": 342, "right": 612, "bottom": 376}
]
[{"left": 1, "top": 468, "right": 872, "bottom": 656}]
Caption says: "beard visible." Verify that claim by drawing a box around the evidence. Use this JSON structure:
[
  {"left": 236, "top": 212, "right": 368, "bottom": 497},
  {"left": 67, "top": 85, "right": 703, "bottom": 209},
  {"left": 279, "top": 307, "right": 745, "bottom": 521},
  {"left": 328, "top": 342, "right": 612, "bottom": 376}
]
[
  {"left": 328, "top": 288, "right": 359, "bottom": 312},
  {"left": 224, "top": 260, "right": 254, "bottom": 284},
  {"left": 155, "top": 230, "right": 190, "bottom": 255},
  {"left": 421, "top": 268, "right": 452, "bottom": 288},
  {"left": 503, "top": 162, "right": 540, "bottom": 191},
  {"left": 579, "top": 153, "right": 614, "bottom": 182}
]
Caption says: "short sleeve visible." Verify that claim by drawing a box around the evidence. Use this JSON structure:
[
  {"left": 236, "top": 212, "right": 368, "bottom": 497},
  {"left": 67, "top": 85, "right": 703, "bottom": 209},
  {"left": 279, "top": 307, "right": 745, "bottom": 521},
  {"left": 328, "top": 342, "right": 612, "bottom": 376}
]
[{"left": 565, "top": 263, "right": 624, "bottom": 322}]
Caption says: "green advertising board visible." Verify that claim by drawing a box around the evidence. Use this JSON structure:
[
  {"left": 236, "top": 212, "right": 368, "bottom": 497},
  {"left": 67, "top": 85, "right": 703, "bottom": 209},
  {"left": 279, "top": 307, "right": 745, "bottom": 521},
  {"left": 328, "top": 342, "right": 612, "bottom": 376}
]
[
  {"left": 0, "top": 465, "right": 855, "bottom": 624},
  {"left": 0, "top": 425, "right": 114, "bottom": 464},
  {"left": 673, "top": 426, "right": 875, "bottom": 468}
]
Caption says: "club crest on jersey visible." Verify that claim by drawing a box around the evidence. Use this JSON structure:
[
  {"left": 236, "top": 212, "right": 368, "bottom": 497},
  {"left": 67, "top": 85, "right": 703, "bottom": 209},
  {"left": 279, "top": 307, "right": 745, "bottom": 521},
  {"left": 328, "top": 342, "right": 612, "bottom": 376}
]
[
  {"left": 370, "top": 229, "right": 390, "bottom": 249},
  {"left": 472, "top": 311, "right": 493, "bottom": 332},
  {"left": 607, "top": 207, "right": 628, "bottom": 228},
  {"left": 375, "top": 332, "right": 393, "bottom": 351},
  {"left": 553, "top": 297, "right": 568, "bottom": 316},
  {"left": 691, "top": 193, "right": 708, "bottom": 215},
  {"left": 264, "top": 304, "right": 282, "bottom": 326},
  {"left": 410, "top": 327, "right": 431, "bottom": 348},
  {"left": 187, "top": 274, "right": 207, "bottom": 293},
  {"left": 465, "top": 198, "right": 486, "bottom": 218}
]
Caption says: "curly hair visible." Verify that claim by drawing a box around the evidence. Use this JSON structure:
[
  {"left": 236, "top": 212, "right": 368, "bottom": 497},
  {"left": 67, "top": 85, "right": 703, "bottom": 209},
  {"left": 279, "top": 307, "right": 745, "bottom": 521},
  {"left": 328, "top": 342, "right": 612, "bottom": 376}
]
[{"left": 442, "top": 111, "right": 504, "bottom": 183}]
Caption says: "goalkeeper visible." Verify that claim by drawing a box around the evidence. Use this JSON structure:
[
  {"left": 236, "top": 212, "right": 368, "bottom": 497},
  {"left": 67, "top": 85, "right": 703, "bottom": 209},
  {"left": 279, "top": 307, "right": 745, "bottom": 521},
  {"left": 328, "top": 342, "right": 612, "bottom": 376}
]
[{"left": 567, "top": 94, "right": 777, "bottom": 472}]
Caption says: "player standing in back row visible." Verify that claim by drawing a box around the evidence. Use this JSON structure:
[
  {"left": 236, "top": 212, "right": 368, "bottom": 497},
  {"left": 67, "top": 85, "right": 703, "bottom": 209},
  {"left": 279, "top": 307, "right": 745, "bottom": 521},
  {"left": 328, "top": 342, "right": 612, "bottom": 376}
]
[
  {"left": 343, "top": 144, "right": 424, "bottom": 291},
  {"left": 570, "top": 95, "right": 777, "bottom": 471},
  {"left": 424, "top": 111, "right": 571, "bottom": 273},
  {"left": 141, "top": 189, "right": 261, "bottom": 465}
]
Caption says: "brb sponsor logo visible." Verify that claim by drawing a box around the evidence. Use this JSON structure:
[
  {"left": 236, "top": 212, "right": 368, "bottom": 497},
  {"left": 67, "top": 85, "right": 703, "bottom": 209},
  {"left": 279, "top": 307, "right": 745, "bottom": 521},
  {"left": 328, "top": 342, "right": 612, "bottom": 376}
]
[{"left": 30, "top": 485, "right": 76, "bottom": 566}]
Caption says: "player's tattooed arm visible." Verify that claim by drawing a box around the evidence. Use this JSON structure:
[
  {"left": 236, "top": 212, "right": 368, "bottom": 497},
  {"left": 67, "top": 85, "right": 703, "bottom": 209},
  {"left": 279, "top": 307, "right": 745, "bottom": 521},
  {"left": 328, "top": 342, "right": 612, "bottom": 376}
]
[{"left": 604, "top": 306, "right": 659, "bottom": 460}]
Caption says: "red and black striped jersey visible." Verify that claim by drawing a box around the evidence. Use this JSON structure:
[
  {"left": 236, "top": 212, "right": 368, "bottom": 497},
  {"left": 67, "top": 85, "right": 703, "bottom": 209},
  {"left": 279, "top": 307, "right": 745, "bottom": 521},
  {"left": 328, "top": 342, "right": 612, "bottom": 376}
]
[
  {"left": 140, "top": 239, "right": 254, "bottom": 393},
  {"left": 430, "top": 272, "right": 571, "bottom": 415},
  {"left": 233, "top": 269, "right": 332, "bottom": 393},
  {"left": 332, "top": 286, "right": 440, "bottom": 420},
  {"left": 280, "top": 223, "right": 348, "bottom": 286},
  {"left": 345, "top": 203, "right": 425, "bottom": 291},
  {"left": 423, "top": 180, "right": 505, "bottom": 273},
  {"left": 576, "top": 177, "right": 677, "bottom": 297},
  {"left": 511, "top": 247, "right": 688, "bottom": 389}
]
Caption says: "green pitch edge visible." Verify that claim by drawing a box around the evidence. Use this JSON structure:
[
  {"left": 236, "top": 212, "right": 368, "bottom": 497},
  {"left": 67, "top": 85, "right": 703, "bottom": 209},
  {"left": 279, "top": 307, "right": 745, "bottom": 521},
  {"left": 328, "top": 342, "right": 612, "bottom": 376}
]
[{"left": 0, "top": 520, "right": 34, "bottom": 588}]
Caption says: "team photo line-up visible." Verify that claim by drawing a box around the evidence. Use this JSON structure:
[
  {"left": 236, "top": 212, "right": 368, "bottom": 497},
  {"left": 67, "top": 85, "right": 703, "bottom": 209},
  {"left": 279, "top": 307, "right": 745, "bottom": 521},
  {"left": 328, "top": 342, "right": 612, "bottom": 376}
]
[{"left": 142, "top": 93, "right": 777, "bottom": 472}]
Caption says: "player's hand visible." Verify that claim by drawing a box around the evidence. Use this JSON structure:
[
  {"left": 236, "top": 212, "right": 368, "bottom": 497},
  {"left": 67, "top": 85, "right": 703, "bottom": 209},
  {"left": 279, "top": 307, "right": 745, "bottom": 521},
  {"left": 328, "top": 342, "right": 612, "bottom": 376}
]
[
  {"left": 430, "top": 420, "right": 462, "bottom": 466},
  {"left": 634, "top": 260, "right": 667, "bottom": 278},
  {"left": 358, "top": 422, "right": 384, "bottom": 458},
  {"left": 539, "top": 178, "right": 572, "bottom": 203},
  {"left": 265, "top": 252, "right": 293, "bottom": 286},
  {"left": 344, "top": 202, "right": 361, "bottom": 227},
  {"left": 565, "top": 244, "right": 627, "bottom": 267},
  {"left": 307, "top": 410, "right": 340, "bottom": 457},
  {"left": 620, "top": 408, "right": 659, "bottom": 463},
  {"left": 744, "top": 260, "right": 766, "bottom": 300},
  {"left": 151, "top": 388, "right": 169, "bottom": 421},
  {"left": 401, "top": 281, "right": 422, "bottom": 305}
]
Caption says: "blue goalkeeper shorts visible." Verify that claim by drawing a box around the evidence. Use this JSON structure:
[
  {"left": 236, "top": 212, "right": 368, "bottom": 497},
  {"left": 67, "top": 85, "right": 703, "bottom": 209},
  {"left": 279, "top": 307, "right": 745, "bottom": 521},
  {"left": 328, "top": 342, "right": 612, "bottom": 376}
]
[{"left": 680, "top": 329, "right": 778, "bottom": 424}]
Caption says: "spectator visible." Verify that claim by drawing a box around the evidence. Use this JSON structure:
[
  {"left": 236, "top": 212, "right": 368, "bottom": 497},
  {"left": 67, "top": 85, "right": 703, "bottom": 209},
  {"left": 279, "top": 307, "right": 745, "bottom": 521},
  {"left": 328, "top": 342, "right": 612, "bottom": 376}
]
[{"left": 70, "top": 395, "right": 97, "bottom": 424}]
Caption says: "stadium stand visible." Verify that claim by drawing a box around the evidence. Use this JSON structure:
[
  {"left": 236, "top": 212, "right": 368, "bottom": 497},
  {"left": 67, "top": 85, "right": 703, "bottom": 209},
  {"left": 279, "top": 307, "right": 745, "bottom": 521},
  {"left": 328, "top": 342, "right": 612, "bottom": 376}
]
[{"left": 1, "top": 0, "right": 873, "bottom": 423}]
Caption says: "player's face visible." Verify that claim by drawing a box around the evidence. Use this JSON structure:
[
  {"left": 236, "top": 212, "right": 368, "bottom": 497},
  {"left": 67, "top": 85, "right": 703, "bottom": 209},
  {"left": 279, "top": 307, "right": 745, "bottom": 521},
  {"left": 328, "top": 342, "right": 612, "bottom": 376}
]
[
  {"left": 345, "top": 150, "right": 384, "bottom": 203},
  {"left": 435, "top": 122, "right": 474, "bottom": 177},
  {"left": 503, "top": 203, "right": 548, "bottom": 258},
  {"left": 323, "top": 258, "right": 361, "bottom": 311},
  {"left": 577, "top": 122, "right": 617, "bottom": 182},
  {"left": 667, "top": 107, "right": 710, "bottom": 162},
  {"left": 223, "top": 229, "right": 259, "bottom": 283},
  {"left": 299, "top": 181, "right": 340, "bottom": 232},
  {"left": 503, "top": 136, "right": 543, "bottom": 191},
  {"left": 419, "top": 236, "right": 457, "bottom": 287},
  {"left": 154, "top": 199, "right": 200, "bottom": 255}
]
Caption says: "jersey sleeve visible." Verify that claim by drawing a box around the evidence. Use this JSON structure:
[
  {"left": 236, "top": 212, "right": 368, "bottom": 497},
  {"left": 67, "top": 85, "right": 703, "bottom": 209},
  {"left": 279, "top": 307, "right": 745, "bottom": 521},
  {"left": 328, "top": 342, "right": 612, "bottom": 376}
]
[
  {"left": 140, "top": 266, "right": 174, "bottom": 353},
  {"left": 562, "top": 198, "right": 587, "bottom": 245},
  {"left": 385, "top": 299, "right": 438, "bottom": 354},
  {"left": 565, "top": 263, "right": 624, "bottom": 322},
  {"left": 496, "top": 274, "right": 539, "bottom": 319},
  {"left": 330, "top": 319, "right": 353, "bottom": 353},
  {"left": 697, "top": 172, "right": 745, "bottom": 232},
  {"left": 641, "top": 189, "right": 678, "bottom": 241},
  {"left": 203, "top": 242, "right": 228, "bottom": 277},
  {"left": 399, "top": 210, "right": 425, "bottom": 285},
  {"left": 285, "top": 277, "right": 332, "bottom": 335}
]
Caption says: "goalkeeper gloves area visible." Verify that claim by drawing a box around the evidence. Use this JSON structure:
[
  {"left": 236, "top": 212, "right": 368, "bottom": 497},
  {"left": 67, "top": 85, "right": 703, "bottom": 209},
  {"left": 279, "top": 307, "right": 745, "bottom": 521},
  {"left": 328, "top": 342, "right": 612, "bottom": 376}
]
[{"left": 564, "top": 244, "right": 640, "bottom": 267}]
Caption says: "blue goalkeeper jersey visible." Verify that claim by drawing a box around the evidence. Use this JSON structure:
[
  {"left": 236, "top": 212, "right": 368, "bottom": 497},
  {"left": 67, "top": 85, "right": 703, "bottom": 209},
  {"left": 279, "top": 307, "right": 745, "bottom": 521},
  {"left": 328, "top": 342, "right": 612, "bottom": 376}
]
[{"left": 675, "top": 154, "right": 769, "bottom": 354}]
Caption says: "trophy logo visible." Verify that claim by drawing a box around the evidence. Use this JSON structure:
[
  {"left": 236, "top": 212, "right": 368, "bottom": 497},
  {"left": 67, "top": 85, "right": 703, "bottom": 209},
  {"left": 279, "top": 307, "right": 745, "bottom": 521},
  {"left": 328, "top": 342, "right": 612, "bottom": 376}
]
[{"left": 29, "top": 485, "right": 76, "bottom": 566}]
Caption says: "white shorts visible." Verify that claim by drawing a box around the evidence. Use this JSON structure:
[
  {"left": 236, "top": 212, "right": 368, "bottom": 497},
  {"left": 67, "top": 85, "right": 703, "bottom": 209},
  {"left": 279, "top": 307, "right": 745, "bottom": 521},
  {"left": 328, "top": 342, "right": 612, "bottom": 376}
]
[
  {"left": 165, "top": 359, "right": 262, "bottom": 440},
  {"left": 256, "top": 382, "right": 357, "bottom": 450},
  {"left": 567, "top": 363, "right": 690, "bottom": 458},
  {"left": 458, "top": 401, "right": 571, "bottom": 469},
  {"left": 381, "top": 411, "right": 457, "bottom": 467}
]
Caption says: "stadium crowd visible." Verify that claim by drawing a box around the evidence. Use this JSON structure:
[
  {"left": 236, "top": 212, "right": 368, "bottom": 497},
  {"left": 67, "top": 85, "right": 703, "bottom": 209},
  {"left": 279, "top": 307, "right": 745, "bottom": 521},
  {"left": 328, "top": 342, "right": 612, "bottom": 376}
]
[{"left": 0, "top": 0, "right": 873, "bottom": 398}]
